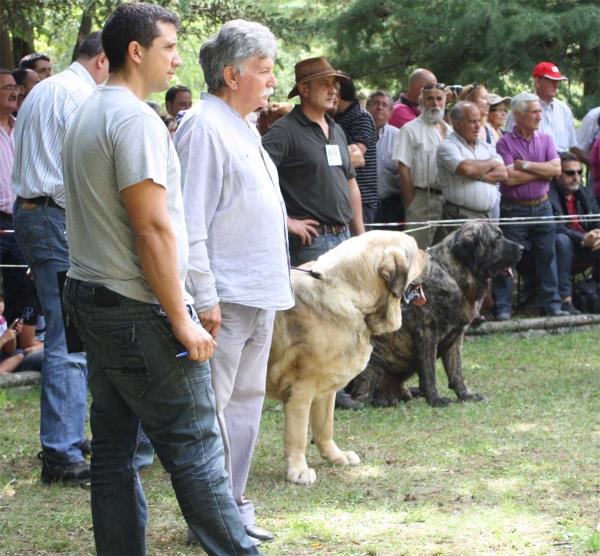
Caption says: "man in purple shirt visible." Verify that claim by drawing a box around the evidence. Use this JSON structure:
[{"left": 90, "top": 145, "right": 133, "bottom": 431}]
[{"left": 492, "top": 92, "right": 567, "bottom": 320}]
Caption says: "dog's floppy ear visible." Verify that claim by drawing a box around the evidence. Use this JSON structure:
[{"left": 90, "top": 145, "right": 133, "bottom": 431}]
[
  {"left": 379, "top": 248, "right": 409, "bottom": 298},
  {"left": 450, "top": 225, "right": 480, "bottom": 272}
]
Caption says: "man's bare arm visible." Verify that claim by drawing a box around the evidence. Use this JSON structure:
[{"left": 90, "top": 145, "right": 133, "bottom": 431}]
[
  {"left": 121, "top": 179, "right": 216, "bottom": 360},
  {"left": 571, "top": 146, "right": 591, "bottom": 167},
  {"left": 348, "top": 177, "right": 365, "bottom": 236},
  {"left": 455, "top": 159, "right": 500, "bottom": 180},
  {"left": 398, "top": 162, "right": 414, "bottom": 205},
  {"left": 348, "top": 144, "right": 365, "bottom": 168}
]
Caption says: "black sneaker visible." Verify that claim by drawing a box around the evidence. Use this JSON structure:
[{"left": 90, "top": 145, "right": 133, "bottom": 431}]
[
  {"left": 561, "top": 301, "right": 581, "bottom": 315},
  {"left": 539, "top": 307, "right": 569, "bottom": 317},
  {"left": 38, "top": 452, "right": 90, "bottom": 485}
]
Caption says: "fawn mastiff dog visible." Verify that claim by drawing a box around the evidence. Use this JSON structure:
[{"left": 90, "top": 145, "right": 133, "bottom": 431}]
[
  {"left": 349, "top": 222, "right": 523, "bottom": 407},
  {"left": 266, "top": 231, "right": 430, "bottom": 485}
]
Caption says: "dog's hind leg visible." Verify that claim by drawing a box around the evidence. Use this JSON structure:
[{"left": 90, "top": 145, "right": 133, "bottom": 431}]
[
  {"left": 442, "top": 337, "right": 486, "bottom": 402},
  {"left": 283, "top": 392, "right": 317, "bottom": 486},
  {"left": 310, "top": 392, "right": 360, "bottom": 468}
]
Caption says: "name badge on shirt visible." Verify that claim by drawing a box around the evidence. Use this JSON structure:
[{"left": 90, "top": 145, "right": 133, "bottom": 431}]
[{"left": 326, "top": 144, "right": 343, "bottom": 166}]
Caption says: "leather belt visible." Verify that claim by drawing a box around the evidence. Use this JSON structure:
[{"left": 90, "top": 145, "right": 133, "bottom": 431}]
[
  {"left": 509, "top": 194, "right": 548, "bottom": 206},
  {"left": 417, "top": 187, "right": 443, "bottom": 195},
  {"left": 314, "top": 223, "right": 348, "bottom": 236},
  {"left": 17, "top": 196, "right": 63, "bottom": 210},
  {"left": 0, "top": 211, "right": 12, "bottom": 222}
]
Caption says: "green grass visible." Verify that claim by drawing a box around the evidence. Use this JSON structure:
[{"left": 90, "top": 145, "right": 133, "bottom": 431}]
[{"left": 2, "top": 331, "right": 600, "bottom": 555}]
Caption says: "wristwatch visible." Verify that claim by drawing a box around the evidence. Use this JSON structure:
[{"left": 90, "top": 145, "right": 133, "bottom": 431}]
[{"left": 522, "top": 162, "right": 529, "bottom": 170}]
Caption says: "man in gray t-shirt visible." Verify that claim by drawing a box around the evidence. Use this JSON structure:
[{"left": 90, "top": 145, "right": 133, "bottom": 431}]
[{"left": 61, "top": 5, "right": 260, "bottom": 556}]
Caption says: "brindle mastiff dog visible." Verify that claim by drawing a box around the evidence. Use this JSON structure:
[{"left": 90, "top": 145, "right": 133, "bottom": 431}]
[
  {"left": 348, "top": 222, "right": 522, "bottom": 407},
  {"left": 267, "top": 231, "right": 430, "bottom": 485}
]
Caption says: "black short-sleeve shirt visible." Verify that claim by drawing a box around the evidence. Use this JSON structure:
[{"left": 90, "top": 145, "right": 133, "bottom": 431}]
[{"left": 262, "top": 105, "right": 355, "bottom": 225}]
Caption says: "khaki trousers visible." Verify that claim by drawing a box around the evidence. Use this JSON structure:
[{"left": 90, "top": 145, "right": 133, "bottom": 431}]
[{"left": 405, "top": 187, "right": 445, "bottom": 249}]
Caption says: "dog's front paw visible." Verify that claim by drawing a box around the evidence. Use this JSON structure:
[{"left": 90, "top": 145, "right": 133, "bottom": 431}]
[
  {"left": 429, "top": 396, "right": 452, "bottom": 407},
  {"left": 372, "top": 393, "right": 398, "bottom": 408},
  {"left": 287, "top": 466, "right": 317, "bottom": 486},
  {"left": 342, "top": 450, "right": 360, "bottom": 466}
]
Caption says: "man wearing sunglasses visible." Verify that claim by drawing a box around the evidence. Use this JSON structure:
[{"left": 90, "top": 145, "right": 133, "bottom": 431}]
[{"left": 549, "top": 152, "right": 600, "bottom": 314}]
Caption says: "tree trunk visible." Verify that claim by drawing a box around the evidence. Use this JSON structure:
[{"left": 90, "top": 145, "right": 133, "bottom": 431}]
[
  {"left": 11, "top": 35, "right": 35, "bottom": 68},
  {"left": 71, "top": 1, "right": 96, "bottom": 62},
  {"left": 0, "top": 23, "right": 13, "bottom": 69}
]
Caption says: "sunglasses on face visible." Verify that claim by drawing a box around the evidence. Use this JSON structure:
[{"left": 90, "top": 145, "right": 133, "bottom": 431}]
[
  {"left": 563, "top": 169, "right": 583, "bottom": 176},
  {"left": 422, "top": 83, "right": 446, "bottom": 91}
]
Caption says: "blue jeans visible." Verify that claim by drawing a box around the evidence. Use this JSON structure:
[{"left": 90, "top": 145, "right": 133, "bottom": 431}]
[
  {"left": 62, "top": 279, "right": 259, "bottom": 556},
  {"left": 13, "top": 202, "right": 87, "bottom": 464},
  {"left": 555, "top": 233, "right": 600, "bottom": 297},
  {"left": 289, "top": 228, "right": 351, "bottom": 267},
  {"left": 492, "top": 198, "right": 562, "bottom": 315}
]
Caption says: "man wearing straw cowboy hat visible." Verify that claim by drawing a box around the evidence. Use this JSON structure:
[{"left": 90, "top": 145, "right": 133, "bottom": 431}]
[{"left": 262, "top": 56, "right": 365, "bottom": 269}]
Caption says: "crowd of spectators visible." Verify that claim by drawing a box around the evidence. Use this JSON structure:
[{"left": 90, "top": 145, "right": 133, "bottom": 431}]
[{"left": 1, "top": 6, "right": 600, "bottom": 552}]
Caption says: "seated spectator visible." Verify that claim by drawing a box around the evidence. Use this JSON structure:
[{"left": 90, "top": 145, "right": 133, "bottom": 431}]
[
  {"left": 19, "top": 52, "right": 52, "bottom": 80},
  {"left": 487, "top": 93, "right": 512, "bottom": 143},
  {"left": 589, "top": 116, "right": 600, "bottom": 201},
  {"left": 549, "top": 152, "right": 600, "bottom": 314},
  {"left": 0, "top": 294, "right": 24, "bottom": 375},
  {"left": 366, "top": 90, "right": 404, "bottom": 230},
  {"left": 165, "top": 84, "right": 192, "bottom": 117},
  {"left": 11, "top": 68, "right": 40, "bottom": 114},
  {"left": 257, "top": 102, "right": 292, "bottom": 136}
]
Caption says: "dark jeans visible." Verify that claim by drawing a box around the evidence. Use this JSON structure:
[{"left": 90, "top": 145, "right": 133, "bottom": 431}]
[
  {"left": 289, "top": 228, "right": 351, "bottom": 267},
  {"left": 374, "top": 194, "right": 405, "bottom": 231},
  {"left": 0, "top": 216, "right": 29, "bottom": 320},
  {"left": 492, "top": 198, "right": 562, "bottom": 315},
  {"left": 362, "top": 205, "right": 378, "bottom": 225},
  {"left": 62, "top": 278, "right": 259, "bottom": 556},
  {"left": 555, "top": 233, "right": 600, "bottom": 297}
]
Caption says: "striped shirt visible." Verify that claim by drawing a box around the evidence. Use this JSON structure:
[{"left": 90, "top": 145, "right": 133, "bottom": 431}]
[
  {"left": 336, "top": 99, "right": 379, "bottom": 208},
  {"left": 11, "top": 62, "right": 97, "bottom": 208},
  {"left": 436, "top": 132, "right": 502, "bottom": 212},
  {"left": 505, "top": 97, "right": 576, "bottom": 152},
  {"left": 575, "top": 106, "right": 600, "bottom": 152},
  {"left": 0, "top": 115, "right": 16, "bottom": 213}
]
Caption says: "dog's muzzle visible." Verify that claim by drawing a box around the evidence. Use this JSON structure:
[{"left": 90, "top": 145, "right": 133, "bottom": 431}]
[{"left": 403, "top": 284, "right": 426, "bottom": 306}]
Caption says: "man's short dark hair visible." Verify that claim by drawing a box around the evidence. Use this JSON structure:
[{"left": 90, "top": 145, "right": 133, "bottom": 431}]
[
  {"left": 11, "top": 67, "right": 28, "bottom": 85},
  {"left": 559, "top": 151, "right": 579, "bottom": 164},
  {"left": 367, "top": 90, "right": 393, "bottom": 105},
  {"left": 19, "top": 52, "right": 50, "bottom": 69},
  {"left": 338, "top": 73, "right": 356, "bottom": 102},
  {"left": 102, "top": 2, "right": 180, "bottom": 74},
  {"left": 76, "top": 30, "right": 104, "bottom": 60},
  {"left": 165, "top": 85, "right": 190, "bottom": 105}
]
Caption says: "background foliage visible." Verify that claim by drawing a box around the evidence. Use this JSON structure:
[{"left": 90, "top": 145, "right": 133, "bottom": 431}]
[{"left": 1, "top": 0, "right": 599, "bottom": 115}]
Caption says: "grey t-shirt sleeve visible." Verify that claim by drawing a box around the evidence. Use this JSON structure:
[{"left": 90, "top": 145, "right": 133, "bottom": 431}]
[{"left": 113, "top": 113, "right": 170, "bottom": 191}]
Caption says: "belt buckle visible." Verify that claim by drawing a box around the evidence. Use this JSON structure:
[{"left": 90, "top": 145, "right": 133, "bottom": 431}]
[
  {"left": 332, "top": 225, "right": 345, "bottom": 236},
  {"left": 21, "top": 202, "right": 39, "bottom": 210}
]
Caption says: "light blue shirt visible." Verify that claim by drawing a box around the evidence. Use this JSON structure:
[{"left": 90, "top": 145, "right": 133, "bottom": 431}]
[{"left": 174, "top": 92, "right": 294, "bottom": 313}]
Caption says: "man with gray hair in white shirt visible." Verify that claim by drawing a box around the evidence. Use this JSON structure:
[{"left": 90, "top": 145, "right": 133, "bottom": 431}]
[
  {"left": 437, "top": 101, "right": 507, "bottom": 233},
  {"left": 11, "top": 31, "right": 108, "bottom": 486},
  {"left": 393, "top": 83, "right": 453, "bottom": 248},
  {"left": 174, "top": 19, "right": 294, "bottom": 546}
]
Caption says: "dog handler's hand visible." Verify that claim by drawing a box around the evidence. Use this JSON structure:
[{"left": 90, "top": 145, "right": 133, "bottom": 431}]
[
  {"left": 198, "top": 303, "right": 221, "bottom": 340},
  {"left": 288, "top": 217, "right": 319, "bottom": 245},
  {"left": 171, "top": 317, "right": 217, "bottom": 362}
]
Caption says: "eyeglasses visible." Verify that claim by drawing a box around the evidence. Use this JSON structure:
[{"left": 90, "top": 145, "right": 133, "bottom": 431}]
[
  {"left": 422, "top": 83, "right": 446, "bottom": 91},
  {"left": 563, "top": 169, "right": 583, "bottom": 176},
  {"left": 367, "top": 100, "right": 391, "bottom": 109},
  {"left": 0, "top": 85, "right": 18, "bottom": 92},
  {"left": 489, "top": 107, "right": 507, "bottom": 113}
]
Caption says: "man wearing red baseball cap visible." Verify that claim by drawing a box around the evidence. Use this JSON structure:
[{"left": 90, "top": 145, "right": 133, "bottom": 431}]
[{"left": 506, "top": 61, "right": 576, "bottom": 153}]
